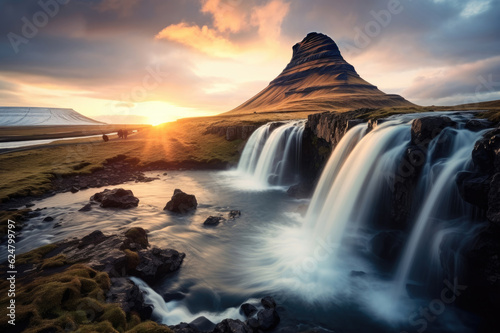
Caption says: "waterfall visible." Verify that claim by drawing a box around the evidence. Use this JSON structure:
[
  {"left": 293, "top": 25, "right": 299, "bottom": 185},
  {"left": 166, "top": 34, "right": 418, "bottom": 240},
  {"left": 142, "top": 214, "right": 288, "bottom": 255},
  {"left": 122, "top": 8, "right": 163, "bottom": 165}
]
[
  {"left": 237, "top": 120, "right": 305, "bottom": 187},
  {"left": 302, "top": 113, "right": 488, "bottom": 299}
]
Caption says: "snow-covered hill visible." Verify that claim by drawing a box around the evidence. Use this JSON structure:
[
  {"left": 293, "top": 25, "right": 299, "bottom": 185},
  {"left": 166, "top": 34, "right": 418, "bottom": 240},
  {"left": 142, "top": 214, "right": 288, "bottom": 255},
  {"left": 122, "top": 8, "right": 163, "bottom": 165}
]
[{"left": 0, "top": 107, "right": 105, "bottom": 126}]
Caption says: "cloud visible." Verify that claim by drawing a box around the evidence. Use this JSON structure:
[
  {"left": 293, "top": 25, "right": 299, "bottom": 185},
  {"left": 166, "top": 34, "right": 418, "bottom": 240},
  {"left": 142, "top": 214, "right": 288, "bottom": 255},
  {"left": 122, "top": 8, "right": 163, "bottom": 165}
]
[
  {"left": 251, "top": 0, "right": 290, "bottom": 42},
  {"left": 155, "top": 22, "right": 239, "bottom": 57},
  {"left": 403, "top": 56, "right": 500, "bottom": 105},
  {"left": 201, "top": 0, "right": 248, "bottom": 33}
]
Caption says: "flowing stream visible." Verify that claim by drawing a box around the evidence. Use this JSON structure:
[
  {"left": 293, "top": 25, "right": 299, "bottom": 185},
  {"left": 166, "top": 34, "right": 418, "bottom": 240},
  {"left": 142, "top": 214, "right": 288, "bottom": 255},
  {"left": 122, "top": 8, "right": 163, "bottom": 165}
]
[{"left": 1, "top": 112, "right": 490, "bottom": 332}]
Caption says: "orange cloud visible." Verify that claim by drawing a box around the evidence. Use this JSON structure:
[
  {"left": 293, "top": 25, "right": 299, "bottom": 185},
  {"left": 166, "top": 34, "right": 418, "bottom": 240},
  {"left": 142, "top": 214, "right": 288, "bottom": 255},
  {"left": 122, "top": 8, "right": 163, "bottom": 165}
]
[
  {"left": 251, "top": 0, "right": 290, "bottom": 42},
  {"left": 201, "top": 0, "right": 248, "bottom": 33},
  {"left": 155, "top": 22, "right": 238, "bottom": 57}
]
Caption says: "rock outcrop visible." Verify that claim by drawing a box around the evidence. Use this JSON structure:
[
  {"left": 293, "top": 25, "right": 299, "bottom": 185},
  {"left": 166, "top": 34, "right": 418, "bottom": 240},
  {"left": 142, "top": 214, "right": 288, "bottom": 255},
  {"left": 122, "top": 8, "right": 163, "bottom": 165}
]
[
  {"left": 226, "top": 32, "right": 414, "bottom": 114},
  {"left": 164, "top": 189, "right": 198, "bottom": 213},
  {"left": 91, "top": 188, "right": 140, "bottom": 209}
]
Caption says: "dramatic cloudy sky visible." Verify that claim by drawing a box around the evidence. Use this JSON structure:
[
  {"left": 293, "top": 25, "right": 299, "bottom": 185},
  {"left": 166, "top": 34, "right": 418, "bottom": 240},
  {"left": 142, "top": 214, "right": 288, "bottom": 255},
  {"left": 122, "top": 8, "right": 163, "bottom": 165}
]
[{"left": 0, "top": 0, "right": 499, "bottom": 124}]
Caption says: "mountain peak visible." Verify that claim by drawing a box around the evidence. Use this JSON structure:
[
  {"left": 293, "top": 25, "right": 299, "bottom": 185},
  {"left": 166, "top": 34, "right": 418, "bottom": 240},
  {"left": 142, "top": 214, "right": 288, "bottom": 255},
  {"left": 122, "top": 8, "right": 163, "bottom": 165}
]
[{"left": 226, "top": 32, "right": 415, "bottom": 114}]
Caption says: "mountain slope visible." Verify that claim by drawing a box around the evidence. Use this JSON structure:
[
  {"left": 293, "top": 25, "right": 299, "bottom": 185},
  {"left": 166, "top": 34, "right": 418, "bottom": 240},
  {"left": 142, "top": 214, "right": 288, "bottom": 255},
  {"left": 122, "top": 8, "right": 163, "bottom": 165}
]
[
  {"left": 0, "top": 107, "right": 105, "bottom": 126},
  {"left": 226, "top": 32, "right": 415, "bottom": 114}
]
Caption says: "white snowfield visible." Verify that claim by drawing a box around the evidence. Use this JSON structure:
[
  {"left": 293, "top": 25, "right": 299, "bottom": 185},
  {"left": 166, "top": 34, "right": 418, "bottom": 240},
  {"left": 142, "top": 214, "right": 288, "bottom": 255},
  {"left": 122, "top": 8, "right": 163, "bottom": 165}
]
[{"left": 0, "top": 107, "right": 105, "bottom": 126}]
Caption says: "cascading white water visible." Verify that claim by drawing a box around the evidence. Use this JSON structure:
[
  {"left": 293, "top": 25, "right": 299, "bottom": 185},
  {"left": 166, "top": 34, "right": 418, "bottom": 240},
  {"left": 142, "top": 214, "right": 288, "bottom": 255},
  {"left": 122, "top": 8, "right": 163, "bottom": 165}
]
[
  {"left": 237, "top": 120, "right": 305, "bottom": 187},
  {"left": 302, "top": 112, "right": 488, "bottom": 298}
]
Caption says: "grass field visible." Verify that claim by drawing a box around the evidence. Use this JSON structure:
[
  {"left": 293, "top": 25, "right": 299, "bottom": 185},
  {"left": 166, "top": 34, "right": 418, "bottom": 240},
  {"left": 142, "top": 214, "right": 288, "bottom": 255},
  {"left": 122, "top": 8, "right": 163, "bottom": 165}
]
[{"left": 0, "top": 111, "right": 319, "bottom": 203}]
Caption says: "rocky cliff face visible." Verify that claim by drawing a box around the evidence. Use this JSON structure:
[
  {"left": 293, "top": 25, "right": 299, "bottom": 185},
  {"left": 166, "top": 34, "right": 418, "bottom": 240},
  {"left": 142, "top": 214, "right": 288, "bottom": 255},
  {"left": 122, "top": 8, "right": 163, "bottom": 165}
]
[{"left": 227, "top": 33, "right": 414, "bottom": 114}]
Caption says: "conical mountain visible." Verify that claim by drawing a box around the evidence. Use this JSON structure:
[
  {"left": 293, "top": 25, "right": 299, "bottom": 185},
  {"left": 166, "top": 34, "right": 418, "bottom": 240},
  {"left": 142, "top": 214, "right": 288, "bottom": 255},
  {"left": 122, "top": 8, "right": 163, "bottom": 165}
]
[{"left": 226, "top": 32, "right": 414, "bottom": 114}]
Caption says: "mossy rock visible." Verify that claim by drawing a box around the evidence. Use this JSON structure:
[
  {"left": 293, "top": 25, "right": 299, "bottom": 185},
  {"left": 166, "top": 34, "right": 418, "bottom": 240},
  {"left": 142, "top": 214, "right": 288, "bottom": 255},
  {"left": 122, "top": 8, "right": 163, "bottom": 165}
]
[
  {"left": 100, "top": 305, "right": 127, "bottom": 332},
  {"left": 16, "top": 244, "right": 58, "bottom": 265},
  {"left": 125, "top": 321, "right": 173, "bottom": 333},
  {"left": 124, "top": 249, "right": 140, "bottom": 270},
  {"left": 41, "top": 254, "right": 67, "bottom": 269},
  {"left": 124, "top": 227, "right": 149, "bottom": 249}
]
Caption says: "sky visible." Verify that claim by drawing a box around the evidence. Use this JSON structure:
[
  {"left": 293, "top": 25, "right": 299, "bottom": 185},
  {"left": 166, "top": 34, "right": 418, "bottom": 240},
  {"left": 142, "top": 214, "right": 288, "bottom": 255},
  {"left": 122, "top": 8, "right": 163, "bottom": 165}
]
[{"left": 0, "top": 0, "right": 499, "bottom": 125}]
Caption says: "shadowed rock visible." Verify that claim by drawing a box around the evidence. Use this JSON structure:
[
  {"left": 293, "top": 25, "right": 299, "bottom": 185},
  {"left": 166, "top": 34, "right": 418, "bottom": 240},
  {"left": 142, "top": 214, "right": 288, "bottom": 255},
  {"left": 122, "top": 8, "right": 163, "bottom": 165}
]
[
  {"left": 91, "top": 188, "right": 139, "bottom": 209},
  {"left": 164, "top": 189, "right": 198, "bottom": 213}
]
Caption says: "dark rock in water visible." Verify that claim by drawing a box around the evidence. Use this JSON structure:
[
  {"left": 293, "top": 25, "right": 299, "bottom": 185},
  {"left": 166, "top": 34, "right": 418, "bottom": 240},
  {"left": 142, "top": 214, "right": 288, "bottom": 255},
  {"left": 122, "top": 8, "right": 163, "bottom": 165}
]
[
  {"left": 213, "top": 319, "right": 251, "bottom": 333},
  {"left": 25, "top": 203, "right": 35, "bottom": 208},
  {"left": 170, "top": 322, "right": 201, "bottom": 333},
  {"left": 163, "top": 291, "right": 185, "bottom": 302},
  {"left": 350, "top": 270, "right": 367, "bottom": 277},
  {"left": 287, "top": 182, "right": 313, "bottom": 199},
  {"left": 164, "top": 189, "right": 198, "bottom": 213},
  {"left": 261, "top": 296, "right": 276, "bottom": 309},
  {"left": 190, "top": 316, "right": 216, "bottom": 331},
  {"left": 472, "top": 130, "right": 500, "bottom": 173},
  {"left": 79, "top": 230, "right": 108, "bottom": 248},
  {"left": 245, "top": 318, "right": 259, "bottom": 331},
  {"left": 70, "top": 185, "right": 80, "bottom": 193},
  {"left": 133, "top": 247, "right": 185, "bottom": 284},
  {"left": 91, "top": 188, "right": 139, "bottom": 209},
  {"left": 43, "top": 216, "right": 54, "bottom": 222},
  {"left": 79, "top": 203, "right": 92, "bottom": 212},
  {"left": 257, "top": 308, "right": 280, "bottom": 331},
  {"left": 204, "top": 216, "right": 225, "bottom": 226},
  {"left": 456, "top": 172, "right": 490, "bottom": 210},
  {"left": 390, "top": 145, "right": 426, "bottom": 228},
  {"left": 269, "top": 122, "right": 286, "bottom": 133},
  {"left": 107, "top": 277, "right": 153, "bottom": 320},
  {"left": 240, "top": 303, "right": 258, "bottom": 317},
  {"left": 228, "top": 210, "right": 241, "bottom": 219},
  {"left": 61, "top": 228, "right": 185, "bottom": 283},
  {"left": 411, "top": 116, "right": 457, "bottom": 147},
  {"left": 122, "top": 227, "right": 149, "bottom": 250},
  {"left": 488, "top": 173, "right": 500, "bottom": 226},
  {"left": 466, "top": 119, "right": 492, "bottom": 132},
  {"left": 370, "top": 230, "right": 405, "bottom": 263}
]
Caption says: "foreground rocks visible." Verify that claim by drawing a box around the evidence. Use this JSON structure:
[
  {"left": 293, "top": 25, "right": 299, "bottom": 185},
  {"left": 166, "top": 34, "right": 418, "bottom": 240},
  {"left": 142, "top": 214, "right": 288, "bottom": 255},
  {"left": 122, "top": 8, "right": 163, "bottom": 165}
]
[
  {"left": 164, "top": 189, "right": 198, "bottom": 213},
  {"left": 91, "top": 188, "right": 140, "bottom": 209}
]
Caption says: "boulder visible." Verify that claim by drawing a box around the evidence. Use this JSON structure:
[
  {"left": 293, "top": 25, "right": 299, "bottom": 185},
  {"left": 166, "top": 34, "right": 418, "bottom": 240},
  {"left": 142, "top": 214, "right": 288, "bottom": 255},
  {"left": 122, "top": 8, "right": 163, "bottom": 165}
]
[
  {"left": 133, "top": 247, "right": 185, "bottom": 284},
  {"left": 189, "top": 316, "right": 216, "bottom": 331},
  {"left": 70, "top": 185, "right": 80, "bottom": 193},
  {"left": 257, "top": 308, "right": 280, "bottom": 331},
  {"left": 261, "top": 296, "right": 276, "bottom": 309},
  {"left": 204, "top": 216, "right": 225, "bottom": 226},
  {"left": 456, "top": 172, "right": 490, "bottom": 210},
  {"left": 472, "top": 130, "right": 500, "bottom": 173},
  {"left": 410, "top": 116, "right": 457, "bottom": 147},
  {"left": 240, "top": 303, "right": 258, "bottom": 317},
  {"left": 164, "top": 189, "right": 198, "bottom": 213},
  {"left": 91, "top": 188, "right": 139, "bottom": 209},
  {"left": 487, "top": 173, "right": 500, "bottom": 227},
  {"left": 79, "top": 203, "right": 92, "bottom": 212},
  {"left": 122, "top": 227, "right": 149, "bottom": 250},
  {"left": 43, "top": 216, "right": 54, "bottom": 222},
  {"left": 213, "top": 319, "right": 251, "bottom": 333},
  {"left": 106, "top": 277, "right": 153, "bottom": 320},
  {"left": 465, "top": 119, "right": 492, "bottom": 132},
  {"left": 228, "top": 210, "right": 241, "bottom": 219}
]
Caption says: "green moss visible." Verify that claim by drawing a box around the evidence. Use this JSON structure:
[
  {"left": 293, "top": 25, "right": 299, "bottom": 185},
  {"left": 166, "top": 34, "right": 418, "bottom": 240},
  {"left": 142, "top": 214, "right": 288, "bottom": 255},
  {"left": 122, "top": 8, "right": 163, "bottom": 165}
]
[
  {"left": 100, "top": 305, "right": 127, "bottom": 332},
  {"left": 124, "top": 249, "right": 140, "bottom": 270},
  {"left": 76, "top": 321, "right": 119, "bottom": 333},
  {"left": 125, "top": 321, "right": 173, "bottom": 333},
  {"left": 17, "top": 244, "right": 58, "bottom": 265},
  {"left": 0, "top": 208, "right": 31, "bottom": 237},
  {"left": 124, "top": 227, "right": 149, "bottom": 248},
  {"left": 41, "top": 254, "right": 67, "bottom": 269}
]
